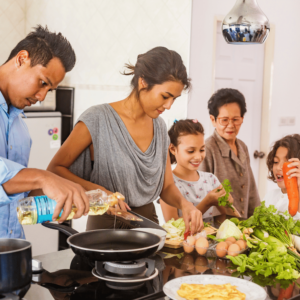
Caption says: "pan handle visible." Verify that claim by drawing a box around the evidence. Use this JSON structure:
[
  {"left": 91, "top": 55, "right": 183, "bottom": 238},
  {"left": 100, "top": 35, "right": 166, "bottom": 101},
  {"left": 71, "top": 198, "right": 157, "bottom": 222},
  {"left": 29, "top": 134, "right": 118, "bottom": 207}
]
[
  {"left": 41, "top": 282, "right": 79, "bottom": 293},
  {"left": 42, "top": 223, "right": 78, "bottom": 237}
]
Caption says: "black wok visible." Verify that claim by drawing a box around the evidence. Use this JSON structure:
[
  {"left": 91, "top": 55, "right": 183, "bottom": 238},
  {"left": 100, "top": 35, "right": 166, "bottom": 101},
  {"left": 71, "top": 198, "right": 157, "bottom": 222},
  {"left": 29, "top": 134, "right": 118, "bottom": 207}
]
[{"left": 42, "top": 223, "right": 161, "bottom": 262}]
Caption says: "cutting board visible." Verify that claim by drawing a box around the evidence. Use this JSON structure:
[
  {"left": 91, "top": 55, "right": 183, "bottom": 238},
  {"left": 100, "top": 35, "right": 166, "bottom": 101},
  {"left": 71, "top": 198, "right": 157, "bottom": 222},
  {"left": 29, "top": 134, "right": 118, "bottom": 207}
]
[{"left": 164, "top": 226, "right": 218, "bottom": 249}]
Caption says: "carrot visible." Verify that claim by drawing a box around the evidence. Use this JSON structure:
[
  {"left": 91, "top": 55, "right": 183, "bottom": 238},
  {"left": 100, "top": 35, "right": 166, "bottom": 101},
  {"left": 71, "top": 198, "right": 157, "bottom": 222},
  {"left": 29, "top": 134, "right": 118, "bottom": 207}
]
[
  {"left": 283, "top": 162, "right": 299, "bottom": 217},
  {"left": 277, "top": 282, "right": 294, "bottom": 300}
]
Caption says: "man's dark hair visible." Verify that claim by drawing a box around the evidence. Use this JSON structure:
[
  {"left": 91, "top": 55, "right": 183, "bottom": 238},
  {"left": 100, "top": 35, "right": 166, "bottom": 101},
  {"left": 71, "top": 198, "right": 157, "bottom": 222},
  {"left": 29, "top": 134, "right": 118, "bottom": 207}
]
[
  {"left": 5, "top": 25, "right": 76, "bottom": 72},
  {"left": 208, "top": 88, "right": 247, "bottom": 119}
]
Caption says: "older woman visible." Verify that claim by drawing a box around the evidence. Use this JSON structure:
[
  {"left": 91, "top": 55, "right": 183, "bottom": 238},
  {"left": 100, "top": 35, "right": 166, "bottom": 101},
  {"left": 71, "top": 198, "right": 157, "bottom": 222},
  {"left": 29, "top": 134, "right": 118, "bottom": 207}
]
[
  {"left": 47, "top": 47, "right": 203, "bottom": 234},
  {"left": 199, "top": 88, "right": 260, "bottom": 219}
]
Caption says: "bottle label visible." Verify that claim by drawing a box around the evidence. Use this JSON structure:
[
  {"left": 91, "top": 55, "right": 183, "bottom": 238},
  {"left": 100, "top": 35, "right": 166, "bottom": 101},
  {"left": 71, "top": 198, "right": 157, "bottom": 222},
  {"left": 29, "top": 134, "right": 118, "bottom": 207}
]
[{"left": 35, "top": 196, "right": 62, "bottom": 223}]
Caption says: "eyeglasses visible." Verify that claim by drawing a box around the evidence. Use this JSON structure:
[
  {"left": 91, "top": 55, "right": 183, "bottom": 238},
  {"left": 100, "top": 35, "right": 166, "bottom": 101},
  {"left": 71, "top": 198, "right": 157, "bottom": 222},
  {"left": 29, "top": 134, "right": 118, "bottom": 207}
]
[{"left": 217, "top": 117, "right": 244, "bottom": 126}]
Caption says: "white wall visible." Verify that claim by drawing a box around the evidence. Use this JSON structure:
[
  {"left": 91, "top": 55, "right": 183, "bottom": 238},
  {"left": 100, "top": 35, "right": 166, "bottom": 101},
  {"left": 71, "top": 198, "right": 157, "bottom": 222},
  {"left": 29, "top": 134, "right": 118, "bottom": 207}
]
[
  {"left": 25, "top": 0, "right": 192, "bottom": 128},
  {"left": 0, "top": 0, "right": 26, "bottom": 64},
  {"left": 25, "top": 0, "right": 193, "bottom": 229},
  {"left": 188, "top": 0, "right": 300, "bottom": 193}
]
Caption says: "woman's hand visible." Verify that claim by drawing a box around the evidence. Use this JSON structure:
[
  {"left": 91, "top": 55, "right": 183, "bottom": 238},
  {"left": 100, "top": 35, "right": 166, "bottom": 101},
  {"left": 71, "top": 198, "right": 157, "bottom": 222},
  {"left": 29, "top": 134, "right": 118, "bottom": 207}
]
[
  {"left": 228, "top": 193, "right": 234, "bottom": 204},
  {"left": 114, "top": 198, "right": 131, "bottom": 212},
  {"left": 286, "top": 158, "right": 300, "bottom": 189},
  {"left": 89, "top": 184, "right": 131, "bottom": 212},
  {"left": 181, "top": 200, "right": 203, "bottom": 235}
]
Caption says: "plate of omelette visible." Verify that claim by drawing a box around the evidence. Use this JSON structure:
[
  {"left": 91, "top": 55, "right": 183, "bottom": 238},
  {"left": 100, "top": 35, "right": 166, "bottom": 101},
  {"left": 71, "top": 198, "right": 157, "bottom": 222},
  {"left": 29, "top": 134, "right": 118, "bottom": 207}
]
[{"left": 163, "top": 275, "right": 267, "bottom": 300}]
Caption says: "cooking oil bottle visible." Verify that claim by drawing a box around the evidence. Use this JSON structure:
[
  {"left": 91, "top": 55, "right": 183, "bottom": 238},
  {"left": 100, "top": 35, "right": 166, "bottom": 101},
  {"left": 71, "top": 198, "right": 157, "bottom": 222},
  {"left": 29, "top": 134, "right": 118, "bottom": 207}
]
[{"left": 17, "top": 190, "right": 124, "bottom": 225}]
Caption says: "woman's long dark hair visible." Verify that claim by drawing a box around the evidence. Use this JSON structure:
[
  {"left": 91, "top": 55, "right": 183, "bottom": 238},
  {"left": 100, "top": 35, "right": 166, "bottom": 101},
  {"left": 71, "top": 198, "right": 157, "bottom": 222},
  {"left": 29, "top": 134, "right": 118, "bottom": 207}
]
[{"left": 122, "top": 47, "right": 191, "bottom": 98}]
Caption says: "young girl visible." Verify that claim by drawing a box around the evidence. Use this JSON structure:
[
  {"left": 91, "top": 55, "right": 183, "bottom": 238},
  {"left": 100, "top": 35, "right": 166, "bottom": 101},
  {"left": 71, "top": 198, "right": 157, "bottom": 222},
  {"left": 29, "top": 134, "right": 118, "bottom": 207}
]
[
  {"left": 264, "top": 134, "right": 300, "bottom": 220},
  {"left": 160, "top": 119, "right": 234, "bottom": 223}
]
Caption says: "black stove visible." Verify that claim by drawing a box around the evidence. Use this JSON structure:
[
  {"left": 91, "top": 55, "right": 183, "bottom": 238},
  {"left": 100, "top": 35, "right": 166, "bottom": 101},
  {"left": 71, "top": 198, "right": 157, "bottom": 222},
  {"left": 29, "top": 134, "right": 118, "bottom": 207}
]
[{"left": 1, "top": 249, "right": 167, "bottom": 300}]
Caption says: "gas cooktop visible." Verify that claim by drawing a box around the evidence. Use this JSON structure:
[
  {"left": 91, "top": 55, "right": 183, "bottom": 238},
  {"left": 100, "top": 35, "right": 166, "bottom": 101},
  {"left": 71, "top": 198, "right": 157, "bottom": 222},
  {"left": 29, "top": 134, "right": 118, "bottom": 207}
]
[
  {"left": 21, "top": 249, "right": 167, "bottom": 300},
  {"left": 5, "top": 244, "right": 281, "bottom": 300}
]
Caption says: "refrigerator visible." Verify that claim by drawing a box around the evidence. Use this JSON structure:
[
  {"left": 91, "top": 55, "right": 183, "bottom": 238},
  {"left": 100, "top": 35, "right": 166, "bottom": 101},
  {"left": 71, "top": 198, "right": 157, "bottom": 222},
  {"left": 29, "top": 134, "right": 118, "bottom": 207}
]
[{"left": 21, "top": 111, "right": 62, "bottom": 256}]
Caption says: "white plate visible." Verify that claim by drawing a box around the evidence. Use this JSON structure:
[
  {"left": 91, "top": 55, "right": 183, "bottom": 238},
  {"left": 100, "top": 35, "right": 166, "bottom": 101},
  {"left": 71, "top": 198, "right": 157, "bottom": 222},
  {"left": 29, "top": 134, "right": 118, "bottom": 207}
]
[{"left": 163, "top": 275, "right": 267, "bottom": 300}]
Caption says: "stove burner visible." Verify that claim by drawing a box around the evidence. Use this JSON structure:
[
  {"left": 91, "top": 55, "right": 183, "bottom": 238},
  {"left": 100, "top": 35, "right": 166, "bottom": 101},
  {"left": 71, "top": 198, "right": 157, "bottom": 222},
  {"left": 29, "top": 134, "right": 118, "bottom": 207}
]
[
  {"left": 91, "top": 267, "right": 159, "bottom": 284},
  {"left": 105, "top": 281, "right": 145, "bottom": 290},
  {"left": 105, "top": 260, "right": 146, "bottom": 275},
  {"left": 92, "top": 257, "right": 159, "bottom": 289},
  {"left": 96, "top": 257, "right": 156, "bottom": 279}
]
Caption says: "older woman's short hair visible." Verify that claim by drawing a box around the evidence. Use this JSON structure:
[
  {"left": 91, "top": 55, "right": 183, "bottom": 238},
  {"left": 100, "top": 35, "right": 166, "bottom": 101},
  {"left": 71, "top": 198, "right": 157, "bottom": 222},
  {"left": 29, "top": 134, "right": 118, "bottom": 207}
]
[{"left": 208, "top": 88, "right": 247, "bottom": 119}]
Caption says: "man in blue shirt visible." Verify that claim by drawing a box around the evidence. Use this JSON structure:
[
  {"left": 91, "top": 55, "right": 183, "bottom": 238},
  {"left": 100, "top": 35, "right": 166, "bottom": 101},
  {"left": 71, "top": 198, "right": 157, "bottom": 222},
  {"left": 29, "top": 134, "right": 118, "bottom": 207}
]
[{"left": 0, "top": 25, "right": 89, "bottom": 239}]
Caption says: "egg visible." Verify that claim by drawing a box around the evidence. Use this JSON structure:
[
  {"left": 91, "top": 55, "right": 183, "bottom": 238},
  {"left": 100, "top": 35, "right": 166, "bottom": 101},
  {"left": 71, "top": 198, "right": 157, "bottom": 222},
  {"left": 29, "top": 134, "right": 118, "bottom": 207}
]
[
  {"left": 227, "top": 261, "right": 237, "bottom": 274},
  {"left": 181, "top": 254, "right": 195, "bottom": 270},
  {"left": 225, "top": 240, "right": 233, "bottom": 247},
  {"left": 228, "top": 244, "right": 241, "bottom": 257},
  {"left": 215, "top": 258, "right": 228, "bottom": 273},
  {"left": 195, "top": 237, "right": 209, "bottom": 255},
  {"left": 216, "top": 242, "right": 229, "bottom": 258},
  {"left": 183, "top": 241, "right": 194, "bottom": 253},
  {"left": 195, "top": 256, "right": 209, "bottom": 273},
  {"left": 235, "top": 240, "right": 246, "bottom": 251},
  {"left": 225, "top": 236, "right": 237, "bottom": 243},
  {"left": 239, "top": 239, "right": 248, "bottom": 248},
  {"left": 186, "top": 236, "right": 196, "bottom": 246}
]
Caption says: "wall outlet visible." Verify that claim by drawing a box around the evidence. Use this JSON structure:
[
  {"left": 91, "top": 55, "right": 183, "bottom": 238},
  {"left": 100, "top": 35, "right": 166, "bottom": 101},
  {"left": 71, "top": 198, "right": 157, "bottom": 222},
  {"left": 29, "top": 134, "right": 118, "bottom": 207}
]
[
  {"left": 279, "top": 117, "right": 295, "bottom": 126},
  {"left": 279, "top": 117, "right": 287, "bottom": 126},
  {"left": 288, "top": 117, "right": 296, "bottom": 126}
]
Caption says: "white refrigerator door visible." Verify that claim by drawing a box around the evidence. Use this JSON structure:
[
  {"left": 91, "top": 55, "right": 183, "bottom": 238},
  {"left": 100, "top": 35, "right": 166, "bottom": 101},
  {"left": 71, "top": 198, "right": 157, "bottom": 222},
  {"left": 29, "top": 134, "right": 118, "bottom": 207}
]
[
  {"left": 22, "top": 112, "right": 62, "bottom": 256},
  {"left": 23, "top": 112, "right": 62, "bottom": 170}
]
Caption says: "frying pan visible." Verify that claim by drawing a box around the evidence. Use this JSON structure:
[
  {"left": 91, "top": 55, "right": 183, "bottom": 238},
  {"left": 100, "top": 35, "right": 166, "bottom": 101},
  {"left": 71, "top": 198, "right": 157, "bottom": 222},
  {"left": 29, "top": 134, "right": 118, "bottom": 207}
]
[{"left": 42, "top": 223, "right": 161, "bottom": 262}]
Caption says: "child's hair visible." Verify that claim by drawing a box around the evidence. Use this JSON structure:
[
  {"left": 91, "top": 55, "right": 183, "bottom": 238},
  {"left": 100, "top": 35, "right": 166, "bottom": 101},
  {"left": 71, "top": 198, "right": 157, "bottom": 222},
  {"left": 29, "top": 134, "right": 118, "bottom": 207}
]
[
  {"left": 168, "top": 119, "right": 205, "bottom": 164},
  {"left": 267, "top": 134, "right": 300, "bottom": 182}
]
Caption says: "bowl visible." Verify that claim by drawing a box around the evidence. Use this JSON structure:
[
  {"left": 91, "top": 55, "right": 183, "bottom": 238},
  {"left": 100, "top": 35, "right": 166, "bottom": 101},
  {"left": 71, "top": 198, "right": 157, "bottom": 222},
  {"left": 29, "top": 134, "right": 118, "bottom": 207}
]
[{"left": 131, "top": 228, "right": 166, "bottom": 251}]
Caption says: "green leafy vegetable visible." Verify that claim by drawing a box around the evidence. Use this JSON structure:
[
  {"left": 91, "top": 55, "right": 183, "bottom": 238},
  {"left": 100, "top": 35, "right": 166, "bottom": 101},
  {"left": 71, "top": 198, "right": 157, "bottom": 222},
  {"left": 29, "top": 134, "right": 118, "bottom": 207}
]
[
  {"left": 218, "top": 179, "right": 234, "bottom": 211},
  {"left": 227, "top": 238, "right": 300, "bottom": 289},
  {"left": 203, "top": 222, "right": 210, "bottom": 228},
  {"left": 253, "top": 229, "right": 287, "bottom": 254},
  {"left": 230, "top": 218, "right": 240, "bottom": 226},
  {"left": 241, "top": 201, "right": 300, "bottom": 248}
]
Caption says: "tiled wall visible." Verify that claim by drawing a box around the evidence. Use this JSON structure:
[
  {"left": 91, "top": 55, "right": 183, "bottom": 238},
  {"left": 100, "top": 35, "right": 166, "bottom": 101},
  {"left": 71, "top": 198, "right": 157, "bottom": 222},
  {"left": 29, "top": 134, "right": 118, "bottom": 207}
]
[
  {"left": 25, "top": 0, "right": 192, "bottom": 127},
  {"left": 0, "top": 0, "right": 26, "bottom": 64}
]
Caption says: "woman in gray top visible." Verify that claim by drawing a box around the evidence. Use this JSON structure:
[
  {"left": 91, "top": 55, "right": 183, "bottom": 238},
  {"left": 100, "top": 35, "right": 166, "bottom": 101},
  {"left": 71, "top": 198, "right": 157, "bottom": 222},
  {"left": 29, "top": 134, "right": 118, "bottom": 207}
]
[{"left": 48, "top": 47, "right": 203, "bottom": 234}]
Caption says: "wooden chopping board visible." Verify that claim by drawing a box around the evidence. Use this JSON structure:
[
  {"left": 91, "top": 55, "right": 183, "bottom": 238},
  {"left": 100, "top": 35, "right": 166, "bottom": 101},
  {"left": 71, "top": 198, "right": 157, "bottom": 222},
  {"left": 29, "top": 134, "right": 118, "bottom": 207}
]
[{"left": 164, "top": 226, "right": 218, "bottom": 249}]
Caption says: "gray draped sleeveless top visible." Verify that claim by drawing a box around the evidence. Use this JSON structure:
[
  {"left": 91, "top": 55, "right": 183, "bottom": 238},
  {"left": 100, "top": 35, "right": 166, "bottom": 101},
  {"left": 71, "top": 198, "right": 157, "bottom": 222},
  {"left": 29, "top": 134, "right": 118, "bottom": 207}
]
[{"left": 69, "top": 104, "right": 169, "bottom": 207}]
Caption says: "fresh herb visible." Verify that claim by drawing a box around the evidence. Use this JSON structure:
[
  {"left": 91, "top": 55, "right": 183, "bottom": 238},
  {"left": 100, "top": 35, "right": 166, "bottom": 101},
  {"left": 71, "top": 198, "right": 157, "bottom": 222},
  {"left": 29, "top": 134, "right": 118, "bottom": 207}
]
[
  {"left": 217, "top": 179, "right": 234, "bottom": 211},
  {"left": 227, "top": 238, "right": 300, "bottom": 289},
  {"left": 240, "top": 201, "right": 300, "bottom": 249},
  {"left": 203, "top": 222, "right": 210, "bottom": 228},
  {"left": 207, "top": 234, "right": 225, "bottom": 242},
  {"left": 230, "top": 218, "right": 240, "bottom": 226}
]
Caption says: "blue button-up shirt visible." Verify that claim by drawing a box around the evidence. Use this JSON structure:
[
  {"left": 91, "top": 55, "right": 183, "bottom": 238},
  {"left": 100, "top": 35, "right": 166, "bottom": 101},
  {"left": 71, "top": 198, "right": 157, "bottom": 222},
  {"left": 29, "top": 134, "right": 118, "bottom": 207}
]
[{"left": 0, "top": 92, "right": 32, "bottom": 238}]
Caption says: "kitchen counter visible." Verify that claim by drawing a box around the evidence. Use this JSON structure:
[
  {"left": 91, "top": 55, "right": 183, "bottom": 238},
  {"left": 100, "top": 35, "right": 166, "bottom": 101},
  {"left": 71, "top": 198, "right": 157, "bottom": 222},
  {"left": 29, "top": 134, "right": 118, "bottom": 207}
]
[{"left": 21, "top": 247, "right": 300, "bottom": 300}]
